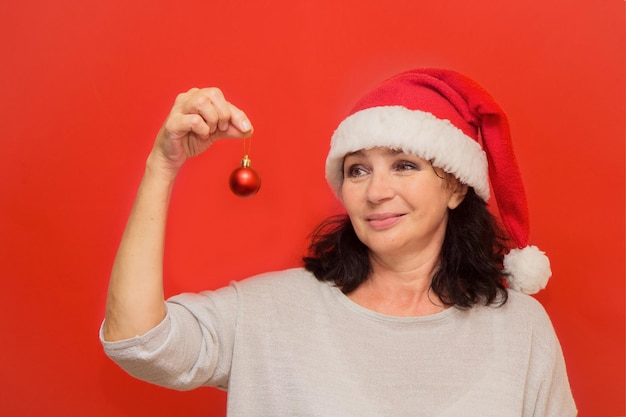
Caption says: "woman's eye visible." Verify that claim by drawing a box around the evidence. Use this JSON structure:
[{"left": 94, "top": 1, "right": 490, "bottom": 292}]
[
  {"left": 346, "top": 165, "right": 368, "bottom": 178},
  {"left": 394, "top": 160, "right": 419, "bottom": 172}
]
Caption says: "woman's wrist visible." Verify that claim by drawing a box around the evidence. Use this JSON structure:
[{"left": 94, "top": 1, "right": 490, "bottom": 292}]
[{"left": 144, "top": 151, "right": 181, "bottom": 185}]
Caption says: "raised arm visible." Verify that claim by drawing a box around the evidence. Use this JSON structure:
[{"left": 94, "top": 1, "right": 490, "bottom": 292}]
[{"left": 102, "top": 88, "right": 253, "bottom": 342}]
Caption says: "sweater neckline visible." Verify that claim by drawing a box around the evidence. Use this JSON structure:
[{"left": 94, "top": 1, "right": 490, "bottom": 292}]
[{"left": 327, "top": 283, "right": 459, "bottom": 324}]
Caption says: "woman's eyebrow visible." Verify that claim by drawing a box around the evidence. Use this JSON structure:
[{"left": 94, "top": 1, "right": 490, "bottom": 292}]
[
  {"left": 346, "top": 148, "right": 403, "bottom": 157},
  {"left": 344, "top": 150, "right": 365, "bottom": 158}
]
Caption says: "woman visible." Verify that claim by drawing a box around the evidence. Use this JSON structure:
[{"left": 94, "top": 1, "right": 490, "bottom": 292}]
[{"left": 101, "top": 68, "right": 576, "bottom": 416}]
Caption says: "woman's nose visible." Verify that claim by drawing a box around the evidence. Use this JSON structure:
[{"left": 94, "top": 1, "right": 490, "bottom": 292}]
[{"left": 366, "top": 171, "right": 395, "bottom": 203}]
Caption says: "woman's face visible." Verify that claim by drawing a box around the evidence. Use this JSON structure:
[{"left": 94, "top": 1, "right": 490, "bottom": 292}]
[{"left": 341, "top": 147, "right": 467, "bottom": 260}]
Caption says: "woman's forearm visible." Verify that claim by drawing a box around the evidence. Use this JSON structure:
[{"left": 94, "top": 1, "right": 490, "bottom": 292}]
[{"left": 103, "top": 159, "right": 175, "bottom": 341}]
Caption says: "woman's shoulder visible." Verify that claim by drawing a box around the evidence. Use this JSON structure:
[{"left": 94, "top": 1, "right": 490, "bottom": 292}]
[
  {"left": 230, "top": 267, "right": 330, "bottom": 299},
  {"left": 476, "top": 289, "right": 559, "bottom": 347},
  {"left": 224, "top": 267, "right": 342, "bottom": 319},
  {"left": 247, "top": 267, "right": 315, "bottom": 281},
  {"left": 498, "top": 289, "right": 551, "bottom": 321},
  {"left": 170, "top": 268, "right": 321, "bottom": 306},
  {"left": 168, "top": 268, "right": 329, "bottom": 323}
]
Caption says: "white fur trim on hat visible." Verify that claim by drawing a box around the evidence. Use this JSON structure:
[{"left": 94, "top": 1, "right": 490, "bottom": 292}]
[
  {"left": 503, "top": 246, "right": 552, "bottom": 294},
  {"left": 325, "top": 106, "right": 490, "bottom": 199}
]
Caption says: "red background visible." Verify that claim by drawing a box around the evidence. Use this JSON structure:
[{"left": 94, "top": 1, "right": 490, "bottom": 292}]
[{"left": 0, "top": 0, "right": 623, "bottom": 416}]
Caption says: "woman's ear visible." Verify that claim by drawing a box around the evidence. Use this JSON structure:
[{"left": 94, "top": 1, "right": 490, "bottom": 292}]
[{"left": 447, "top": 181, "right": 468, "bottom": 210}]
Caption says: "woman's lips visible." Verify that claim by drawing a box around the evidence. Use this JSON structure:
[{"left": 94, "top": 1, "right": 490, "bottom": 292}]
[{"left": 366, "top": 213, "right": 404, "bottom": 229}]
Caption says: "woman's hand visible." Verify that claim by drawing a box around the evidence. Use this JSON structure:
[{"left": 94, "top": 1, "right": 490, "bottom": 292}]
[{"left": 150, "top": 87, "right": 253, "bottom": 176}]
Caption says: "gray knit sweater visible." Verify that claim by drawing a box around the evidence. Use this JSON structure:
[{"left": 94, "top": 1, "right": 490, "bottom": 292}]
[{"left": 101, "top": 268, "right": 576, "bottom": 416}]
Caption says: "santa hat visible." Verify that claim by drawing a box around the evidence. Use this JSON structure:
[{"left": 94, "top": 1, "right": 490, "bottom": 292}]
[{"left": 325, "top": 68, "right": 551, "bottom": 294}]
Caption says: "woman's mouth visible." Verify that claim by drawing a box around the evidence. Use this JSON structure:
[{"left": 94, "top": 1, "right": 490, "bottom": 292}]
[{"left": 366, "top": 213, "right": 404, "bottom": 229}]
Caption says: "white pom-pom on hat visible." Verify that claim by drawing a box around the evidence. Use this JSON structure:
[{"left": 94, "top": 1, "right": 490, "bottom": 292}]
[{"left": 503, "top": 246, "right": 552, "bottom": 294}]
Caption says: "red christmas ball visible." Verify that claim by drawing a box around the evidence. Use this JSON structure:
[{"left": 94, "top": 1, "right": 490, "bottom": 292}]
[{"left": 229, "top": 160, "right": 261, "bottom": 198}]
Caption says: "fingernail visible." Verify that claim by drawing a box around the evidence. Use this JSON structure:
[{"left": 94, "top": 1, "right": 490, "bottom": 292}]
[{"left": 241, "top": 120, "right": 251, "bottom": 132}]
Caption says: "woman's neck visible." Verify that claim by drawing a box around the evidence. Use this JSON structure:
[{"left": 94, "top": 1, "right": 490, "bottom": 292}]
[{"left": 347, "top": 250, "right": 447, "bottom": 317}]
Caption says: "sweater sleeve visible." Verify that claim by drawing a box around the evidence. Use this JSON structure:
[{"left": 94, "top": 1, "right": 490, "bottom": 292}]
[
  {"left": 521, "top": 296, "right": 577, "bottom": 417},
  {"left": 531, "top": 334, "right": 577, "bottom": 416},
  {"left": 100, "top": 284, "right": 239, "bottom": 391}
]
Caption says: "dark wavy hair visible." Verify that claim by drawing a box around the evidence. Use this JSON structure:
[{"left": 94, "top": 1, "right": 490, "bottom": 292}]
[{"left": 303, "top": 187, "right": 510, "bottom": 308}]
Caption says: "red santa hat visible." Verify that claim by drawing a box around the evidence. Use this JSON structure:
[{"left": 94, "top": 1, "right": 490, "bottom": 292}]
[{"left": 325, "top": 68, "right": 551, "bottom": 294}]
